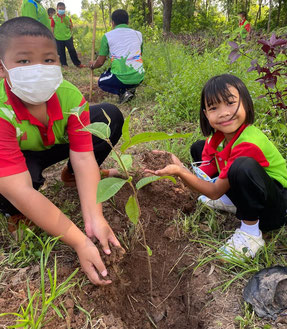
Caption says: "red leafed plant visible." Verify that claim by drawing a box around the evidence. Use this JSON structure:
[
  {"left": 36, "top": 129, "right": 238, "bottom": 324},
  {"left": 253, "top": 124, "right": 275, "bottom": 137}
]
[{"left": 228, "top": 34, "right": 287, "bottom": 111}]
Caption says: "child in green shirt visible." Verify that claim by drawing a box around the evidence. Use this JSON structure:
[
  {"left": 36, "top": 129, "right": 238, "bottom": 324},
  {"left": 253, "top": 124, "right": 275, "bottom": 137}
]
[
  {"left": 0, "top": 16, "right": 124, "bottom": 285},
  {"left": 21, "top": 0, "right": 51, "bottom": 30},
  {"left": 51, "top": 2, "right": 85, "bottom": 68}
]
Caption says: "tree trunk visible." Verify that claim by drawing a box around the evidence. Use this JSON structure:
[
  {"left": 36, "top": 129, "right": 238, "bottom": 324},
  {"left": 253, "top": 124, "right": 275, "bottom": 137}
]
[
  {"left": 108, "top": 0, "right": 112, "bottom": 25},
  {"left": 147, "top": 0, "right": 154, "bottom": 25},
  {"left": 267, "top": 0, "right": 272, "bottom": 33},
  {"left": 100, "top": 1, "right": 107, "bottom": 32},
  {"left": 162, "top": 0, "right": 172, "bottom": 32},
  {"left": 254, "top": 0, "right": 262, "bottom": 27},
  {"left": 277, "top": 0, "right": 282, "bottom": 26}
]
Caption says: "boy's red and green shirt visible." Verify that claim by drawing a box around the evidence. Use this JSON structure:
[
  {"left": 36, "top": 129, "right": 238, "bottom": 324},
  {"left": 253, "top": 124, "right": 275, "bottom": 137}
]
[
  {"left": 0, "top": 79, "right": 93, "bottom": 178},
  {"left": 200, "top": 124, "right": 287, "bottom": 188},
  {"left": 51, "top": 14, "right": 73, "bottom": 41}
]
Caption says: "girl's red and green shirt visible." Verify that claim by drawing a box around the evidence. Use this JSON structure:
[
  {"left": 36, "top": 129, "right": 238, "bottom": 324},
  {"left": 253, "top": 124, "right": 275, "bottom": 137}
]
[
  {"left": 0, "top": 79, "right": 92, "bottom": 178},
  {"left": 200, "top": 124, "right": 287, "bottom": 188}
]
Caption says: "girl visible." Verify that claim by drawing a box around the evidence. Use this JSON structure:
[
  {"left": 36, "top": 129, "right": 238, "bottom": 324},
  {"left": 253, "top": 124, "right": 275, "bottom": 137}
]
[{"left": 146, "top": 74, "right": 287, "bottom": 260}]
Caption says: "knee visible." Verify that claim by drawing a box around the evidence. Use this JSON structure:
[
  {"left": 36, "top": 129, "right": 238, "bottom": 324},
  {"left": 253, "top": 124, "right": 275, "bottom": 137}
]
[
  {"left": 228, "top": 157, "right": 260, "bottom": 183},
  {"left": 190, "top": 140, "right": 205, "bottom": 161},
  {"left": 103, "top": 103, "right": 124, "bottom": 127}
]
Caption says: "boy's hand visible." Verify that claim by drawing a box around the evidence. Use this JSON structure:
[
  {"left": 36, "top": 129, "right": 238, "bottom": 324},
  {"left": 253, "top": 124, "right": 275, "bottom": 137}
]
[
  {"left": 75, "top": 238, "right": 112, "bottom": 285},
  {"left": 89, "top": 60, "right": 96, "bottom": 69},
  {"left": 145, "top": 164, "right": 182, "bottom": 177},
  {"left": 85, "top": 216, "right": 124, "bottom": 255}
]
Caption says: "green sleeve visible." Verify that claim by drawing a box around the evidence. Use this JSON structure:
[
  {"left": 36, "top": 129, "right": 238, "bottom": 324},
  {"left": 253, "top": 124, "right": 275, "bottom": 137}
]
[
  {"left": 21, "top": 2, "right": 37, "bottom": 20},
  {"left": 99, "top": 35, "right": 109, "bottom": 56}
]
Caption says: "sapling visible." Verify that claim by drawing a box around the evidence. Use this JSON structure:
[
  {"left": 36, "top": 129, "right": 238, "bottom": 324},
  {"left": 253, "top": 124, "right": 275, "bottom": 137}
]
[{"left": 70, "top": 104, "right": 191, "bottom": 298}]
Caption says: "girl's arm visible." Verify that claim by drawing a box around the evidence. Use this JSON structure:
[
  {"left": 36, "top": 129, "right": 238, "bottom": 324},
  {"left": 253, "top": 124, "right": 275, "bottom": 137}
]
[
  {"left": 0, "top": 171, "right": 111, "bottom": 285},
  {"left": 69, "top": 150, "right": 122, "bottom": 255},
  {"left": 146, "top": 164, "right": 230, "bottom": 200}
]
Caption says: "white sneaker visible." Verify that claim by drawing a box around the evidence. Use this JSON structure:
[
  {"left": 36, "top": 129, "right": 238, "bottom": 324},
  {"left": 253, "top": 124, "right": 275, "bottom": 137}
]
[
  {"left": 198, "top": 195, "right": 237, "bottom": 214},
  {"left": 219, "top": 229, "right": 265, "bottom": 260}
]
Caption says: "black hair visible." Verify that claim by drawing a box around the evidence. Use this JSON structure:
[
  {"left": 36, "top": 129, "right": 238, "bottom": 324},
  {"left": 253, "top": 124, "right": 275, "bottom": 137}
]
[
  {"left": 57, "top": 2, "right": 65, "bottom": 9},
  {"left": 111, "top": 9, "right": 129, "bottom": 25},
  {"left": 48, "top": 7, "right": 56, "bottom": 16},
  {"left": 0, "top": 17, "right": 56, "bottom": 59},
  {"left": 238, "top": 11, "right": 247, "bottom": 18},
  {"left": 199, "top": 74, "right": 254, "bottom": 136}
]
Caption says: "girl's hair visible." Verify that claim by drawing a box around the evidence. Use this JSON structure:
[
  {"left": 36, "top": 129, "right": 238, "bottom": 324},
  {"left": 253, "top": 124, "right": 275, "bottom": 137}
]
[{"left": 199, "top": 74, "right": 254, "bottom": 136}]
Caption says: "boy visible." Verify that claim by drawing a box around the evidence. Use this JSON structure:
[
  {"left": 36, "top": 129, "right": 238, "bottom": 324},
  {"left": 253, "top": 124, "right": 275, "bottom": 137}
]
[
  {"left": 51, "top": 2, "right": 85, "bottom": 68},
  {"left": 90, "top": 9, "right": 144, "bottom": 104},
  {"left": 21, "top": 0, "right": 51, "bottom": 30},
  {"left": 47, "top": 7, "right": 56, "bottom": 23},
  {"left": 238, "top": 11, "right": 251, "bottom": 39},
  {"left": 0, "top": 17, "right": 124, "bottom": 285}
]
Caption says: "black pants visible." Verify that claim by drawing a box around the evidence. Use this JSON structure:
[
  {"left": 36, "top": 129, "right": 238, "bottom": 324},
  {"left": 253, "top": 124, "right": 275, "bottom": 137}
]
[
  {"left": 190, "top": 140, "right": 287, "bottom": 232},
  {"left": 56, "top": 37, "right": 81, "bottom": 67},
  {"left": 0, "top": 103, "right": 124, "bottom": 216},
  {"left": 98, "top": 68, "right": 141, "bottom": 95}
]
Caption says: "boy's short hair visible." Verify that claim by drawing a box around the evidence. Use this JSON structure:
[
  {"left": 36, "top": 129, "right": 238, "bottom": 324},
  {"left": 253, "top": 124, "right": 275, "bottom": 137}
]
[
  {"left": 111, "top": 9, "right": 129, "bottom": 25},
  {"left": 238, "top": 11, "right": 247, "bottom": 18},
  {"left": 48, "top": 8, "right": 56, "bottom": 16},
  {"left": 57, "top": 2, "right": 65, "bottom": 9},
  {"left": 199, "top": 74, "right": 255, "bottom": 136},
  {"left": 0, "top": 17, "right": 56, "bottom": 59}
]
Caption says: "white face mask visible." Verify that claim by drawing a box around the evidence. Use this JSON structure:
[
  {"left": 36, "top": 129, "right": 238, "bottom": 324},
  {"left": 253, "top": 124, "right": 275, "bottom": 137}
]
[{"left": 1, "top": 62, "right": 63, "bottom": 105}]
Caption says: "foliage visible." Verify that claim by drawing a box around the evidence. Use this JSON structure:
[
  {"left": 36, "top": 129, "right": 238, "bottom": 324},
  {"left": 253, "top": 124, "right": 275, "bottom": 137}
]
[
  {"left": 229, "top": 33, "right": 287, "bottom": 110},
  {"left": 0, "top": 232, "right": 78, "bottom": 328}
]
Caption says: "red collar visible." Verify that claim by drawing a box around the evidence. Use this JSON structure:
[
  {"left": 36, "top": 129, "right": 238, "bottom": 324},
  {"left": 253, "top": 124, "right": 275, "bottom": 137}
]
[
  {"left": 4, "top": 79, "right": 63, "bottom": 127},
  {"left": 239, "top": 19, "right": 246, "bottom": 26},
  {"left": 57, "top": 13, "right": 66, "bottom": 18},
  {"left": 207, "top": 124, "right": 248, "bottom": 160}
]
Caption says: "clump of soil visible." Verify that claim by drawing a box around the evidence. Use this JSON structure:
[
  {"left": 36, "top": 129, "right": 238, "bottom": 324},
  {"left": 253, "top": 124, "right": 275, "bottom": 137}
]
[{"left": 141, "top": 151, "right": 172, "bottom": 171}]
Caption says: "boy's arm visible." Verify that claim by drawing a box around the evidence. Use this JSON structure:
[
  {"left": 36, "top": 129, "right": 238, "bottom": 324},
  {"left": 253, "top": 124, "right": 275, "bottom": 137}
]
[
  {"left": 0, "top": 171, "right": 111, "bottom": 285},
  {"left": 146, "top": 164, "right": 230, "bottom": 200},
  {"left": 69, "top": 150, "right": 122, "bottom": 254},
  {"left": 90, "top": 35, "right": 109, "bottom": 70}
]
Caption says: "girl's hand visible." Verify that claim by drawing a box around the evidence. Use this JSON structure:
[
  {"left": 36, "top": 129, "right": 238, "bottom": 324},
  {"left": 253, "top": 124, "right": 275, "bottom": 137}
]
[
  {"left": 75, "top": 238, "right": 112, "bottom": 286},
  {"left": 85, "top": 215, "right": 124, "bottom": 255},
  {"left": 145, "top": 164, "right": 182, "bottom": 177}
]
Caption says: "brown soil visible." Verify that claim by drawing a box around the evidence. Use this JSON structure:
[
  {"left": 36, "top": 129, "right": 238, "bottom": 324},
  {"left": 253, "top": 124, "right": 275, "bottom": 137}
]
[
  {"left": 0, "top": 153, "right": 244, "bottom": 329},
  {"left": 80, "top": 80, "right": 111, "bottom": 104},
  {"left": 141, "top": 151, "right": 173, "bottom": 171}
]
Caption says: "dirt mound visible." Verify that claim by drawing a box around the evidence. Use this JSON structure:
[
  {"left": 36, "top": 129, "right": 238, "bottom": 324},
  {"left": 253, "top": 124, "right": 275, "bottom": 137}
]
[
  {"left": 0, "top": 153, "right": 202, "bottom": 328},
  {"left": 141, "top": 151, "right": 172, "bottom": 171}
]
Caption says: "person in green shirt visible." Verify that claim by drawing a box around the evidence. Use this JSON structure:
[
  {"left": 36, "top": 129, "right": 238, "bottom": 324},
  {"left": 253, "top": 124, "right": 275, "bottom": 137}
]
[
  {"left": 51, "top": 2, "right": 85, "bottom": 68},
  {"left": 238, "top": 11, "right": 251, "bottom": 39},
  {"left": 21, "top": 0, "right": 51, "bottom": 30},
  {"left": 90, "top": 9, "right": 144, "bottom": 104}
]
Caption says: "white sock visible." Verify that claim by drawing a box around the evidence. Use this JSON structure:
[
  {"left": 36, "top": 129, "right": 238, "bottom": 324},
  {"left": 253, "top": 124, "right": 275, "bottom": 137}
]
[
  {"left": 219, "top": 194, "right": 234, "bottom": 206},
  {"left": 240, "top": 220, "right": 260, "bottom": 237}
]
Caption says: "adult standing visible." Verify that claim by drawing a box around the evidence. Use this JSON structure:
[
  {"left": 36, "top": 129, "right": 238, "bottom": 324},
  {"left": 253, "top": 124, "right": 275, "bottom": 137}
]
[{"left": 21, "top": 0, "right": 51, "bottom": 30}]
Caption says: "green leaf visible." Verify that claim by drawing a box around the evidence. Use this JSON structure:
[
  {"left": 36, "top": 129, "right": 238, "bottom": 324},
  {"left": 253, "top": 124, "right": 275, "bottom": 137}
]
[
  {"left": 121, "top": 132, "right": 192, "bottom": 152},
  {"left": 111, "top": 151, "right": 133, "bottom": 171},
  {"left": 146, "top": 245, "right": 152, "bottom": 256},
  {"left": 125, "top": 195, "right": 139, "bottom": 225},
  {"left": 136, "top": 175, "right": 176, "bottom": 190},
  {"left": 97, "top": 177, "right": 127, "bottom": 203},
  {"left": 102, "top": 109, "right": 111, "bottom": 125},
  {"left": 121, "top": 108, "right": 139, "bottom": 142},
  {"left": 80, "top": 122, "right": 111, "bottom": 140},
  {"left": 69, "top": 102, "right": 89, "bottom": 116},
  {"left": 122, "top": 115, "right": 131, "bottom": 142}
]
